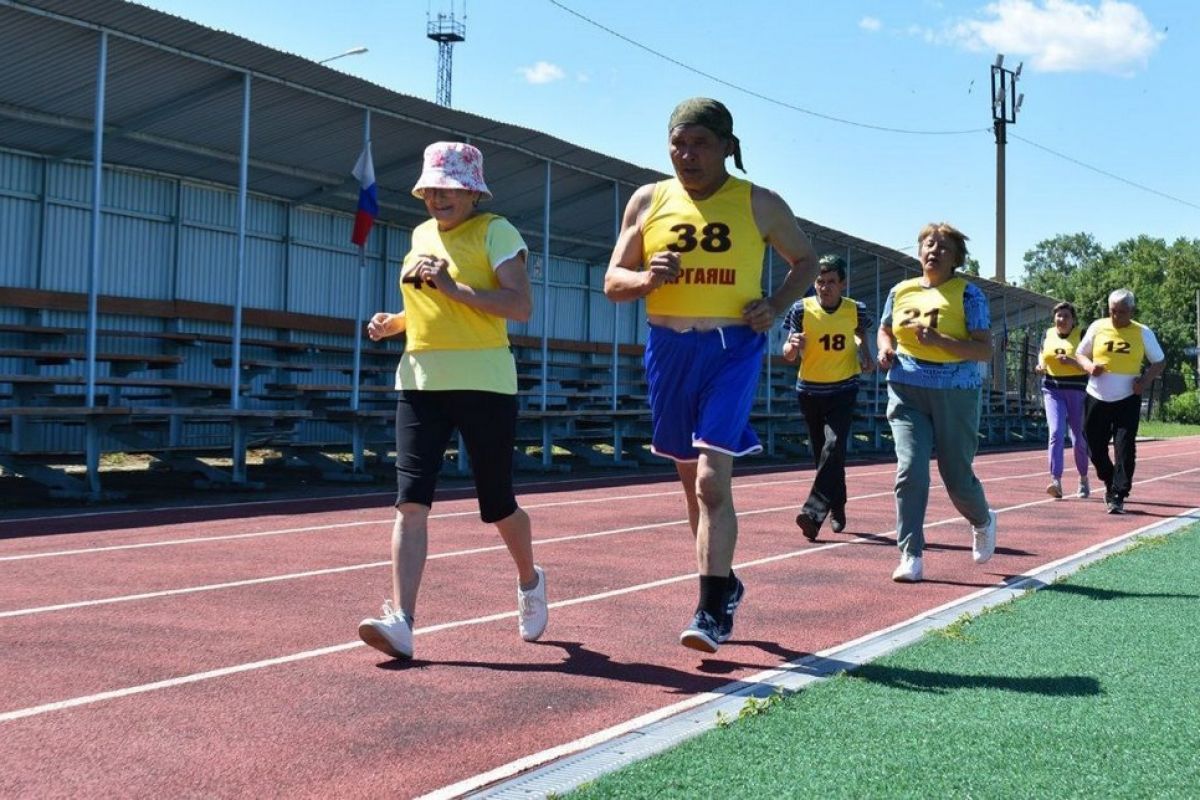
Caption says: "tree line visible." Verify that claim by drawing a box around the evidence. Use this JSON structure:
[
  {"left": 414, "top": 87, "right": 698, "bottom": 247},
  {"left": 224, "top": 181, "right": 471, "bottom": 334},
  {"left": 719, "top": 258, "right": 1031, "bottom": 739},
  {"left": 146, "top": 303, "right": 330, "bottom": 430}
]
[{"left": 1017, "top": 232, "right": 1200, "bottom": 422}]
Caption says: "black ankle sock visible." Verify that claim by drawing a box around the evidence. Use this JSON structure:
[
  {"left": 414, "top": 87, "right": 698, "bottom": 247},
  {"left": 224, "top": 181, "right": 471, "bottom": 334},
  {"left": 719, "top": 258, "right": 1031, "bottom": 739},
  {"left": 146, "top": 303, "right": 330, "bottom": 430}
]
[{"left": 697, "top": 575, "right": 730, "bottom": 619}]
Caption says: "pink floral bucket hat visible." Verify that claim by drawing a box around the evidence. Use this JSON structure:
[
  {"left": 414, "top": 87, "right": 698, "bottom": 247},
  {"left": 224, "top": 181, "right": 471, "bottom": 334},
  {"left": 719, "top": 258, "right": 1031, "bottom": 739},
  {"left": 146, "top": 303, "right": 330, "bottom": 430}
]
[{"left": 411, "top": 141, "right": 492, "bottom": 200}]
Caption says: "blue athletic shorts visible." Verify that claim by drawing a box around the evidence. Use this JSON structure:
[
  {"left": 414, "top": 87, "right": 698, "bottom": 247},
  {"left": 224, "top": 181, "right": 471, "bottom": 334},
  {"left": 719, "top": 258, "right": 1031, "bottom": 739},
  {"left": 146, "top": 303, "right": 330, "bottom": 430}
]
[{"left": 643, "top": 323, "right": 766, "bottom": 462}]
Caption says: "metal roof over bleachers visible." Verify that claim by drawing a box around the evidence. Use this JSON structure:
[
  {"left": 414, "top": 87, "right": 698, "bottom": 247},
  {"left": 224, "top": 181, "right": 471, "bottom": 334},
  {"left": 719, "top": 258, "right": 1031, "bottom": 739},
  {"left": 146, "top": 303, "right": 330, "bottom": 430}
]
[{"left": 0, "top": 0, "right": 1056, "bottom": 322}]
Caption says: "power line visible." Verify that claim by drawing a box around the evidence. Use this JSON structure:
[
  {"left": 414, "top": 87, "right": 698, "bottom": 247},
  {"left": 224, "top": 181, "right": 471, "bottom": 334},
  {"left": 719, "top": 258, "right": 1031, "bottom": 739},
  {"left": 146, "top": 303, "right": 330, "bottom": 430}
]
[
  {"left": 546, "top": 1, "right": 1199, "bottom": 214},
  {"left": 1011, "top": 133, "right": 1200, "bottom": 212},
  {"left": 546, "top": 0, "right": 984, "bottom": 136}
]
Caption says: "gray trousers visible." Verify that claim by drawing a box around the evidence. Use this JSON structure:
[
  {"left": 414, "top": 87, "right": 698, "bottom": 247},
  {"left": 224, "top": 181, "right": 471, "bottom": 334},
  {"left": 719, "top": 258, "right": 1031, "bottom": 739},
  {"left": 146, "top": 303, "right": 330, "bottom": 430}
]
[{"left": 886, "top": 382, "right": 991, "bottom": 556}]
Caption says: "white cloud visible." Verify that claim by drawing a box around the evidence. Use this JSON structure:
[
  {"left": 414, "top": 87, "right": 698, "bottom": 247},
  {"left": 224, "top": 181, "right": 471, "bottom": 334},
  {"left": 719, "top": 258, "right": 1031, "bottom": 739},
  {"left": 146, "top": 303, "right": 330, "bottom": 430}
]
[
  {"left": 944, "top": 0, "right": 1165, "bottom": 74},
  {"left": 859, "top": 16, "right": 883, "bottom": 32},
  {"left": 517, "top": 61, "right": 566, "bottom": 84}
]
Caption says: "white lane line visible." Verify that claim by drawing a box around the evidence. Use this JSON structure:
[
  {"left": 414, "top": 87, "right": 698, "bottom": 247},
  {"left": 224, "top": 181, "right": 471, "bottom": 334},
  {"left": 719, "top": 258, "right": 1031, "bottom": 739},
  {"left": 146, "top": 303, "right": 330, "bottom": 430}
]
[
  {"left": 3, "top": 461, "right": 1196, "bottom": 619},
  {"left": 4, "top": 437, "right": 1191, "bottom": 529},
  {"left": 3, "top": 466, "right": 1198, "bottom": 723},
  {"left": 4, "top": 443, "right": 1189, "bottom": 563}
]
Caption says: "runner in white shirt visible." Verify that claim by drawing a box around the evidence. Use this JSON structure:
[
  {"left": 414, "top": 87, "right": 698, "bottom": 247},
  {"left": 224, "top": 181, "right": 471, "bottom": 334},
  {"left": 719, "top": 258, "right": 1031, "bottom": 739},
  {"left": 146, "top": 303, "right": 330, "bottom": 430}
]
[{"left": 1074, "top": 288, "right": 1166, "bottom": 514}]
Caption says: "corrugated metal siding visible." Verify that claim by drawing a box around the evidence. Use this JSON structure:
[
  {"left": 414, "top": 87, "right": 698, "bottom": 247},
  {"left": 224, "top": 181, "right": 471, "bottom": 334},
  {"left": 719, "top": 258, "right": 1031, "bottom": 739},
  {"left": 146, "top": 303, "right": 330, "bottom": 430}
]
[
  {"left": 40, "top": 204, "right": 89, "bottom": 292},
  {"left": 175, "top": 226, "right": 235, "bottom": 304},
  {"left": 0, "top": 150, "right": 40, "bottom": 194},
  {"left": 100, "top": 213, "right": 174, "bottom": 298},
  {"left": 0, "top": 195, "right": 37, "bottom": 286}
]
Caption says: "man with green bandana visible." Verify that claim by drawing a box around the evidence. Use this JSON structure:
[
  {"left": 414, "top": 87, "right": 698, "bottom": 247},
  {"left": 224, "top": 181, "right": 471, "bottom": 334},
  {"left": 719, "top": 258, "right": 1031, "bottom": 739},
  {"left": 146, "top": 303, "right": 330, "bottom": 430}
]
[{"left": 605, "top": 97, "right": 818, "bottom": 653}]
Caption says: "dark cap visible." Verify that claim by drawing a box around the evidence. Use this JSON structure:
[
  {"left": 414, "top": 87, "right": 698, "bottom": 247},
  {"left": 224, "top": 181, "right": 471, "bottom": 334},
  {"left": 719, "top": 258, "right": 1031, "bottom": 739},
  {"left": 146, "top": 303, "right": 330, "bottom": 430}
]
[
  {"left": 818, "top": 253, "right": 847, "bottom": 279},
  {"left": 668, "top": 97, "right": 744, "bottom": 172}
]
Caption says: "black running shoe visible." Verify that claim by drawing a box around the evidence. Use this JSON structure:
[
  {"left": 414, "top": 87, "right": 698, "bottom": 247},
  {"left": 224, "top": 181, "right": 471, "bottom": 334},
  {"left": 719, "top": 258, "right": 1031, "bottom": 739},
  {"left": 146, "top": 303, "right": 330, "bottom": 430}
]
[
  {"left": 795, "top": 512, "right": 820, "bottom": 542},
  {"left": 718, "top": 576, "right": 745, "bottom": 644},
  {"left": 1107, "top": 497, "right": 1125, "bottom": 515},
  {"left": 830, "top": 507, "right": 847, "bottom": 533},
  {"left": 680, "top": 610, "right": 721, "bottom": 653}
]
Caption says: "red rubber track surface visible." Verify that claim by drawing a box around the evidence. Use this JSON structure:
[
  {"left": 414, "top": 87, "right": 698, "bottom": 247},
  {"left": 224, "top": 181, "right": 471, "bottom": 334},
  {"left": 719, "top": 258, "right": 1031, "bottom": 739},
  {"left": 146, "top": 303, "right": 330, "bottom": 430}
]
[{"left": 2, "top": 438, "right": 1198, "bottom": 798}]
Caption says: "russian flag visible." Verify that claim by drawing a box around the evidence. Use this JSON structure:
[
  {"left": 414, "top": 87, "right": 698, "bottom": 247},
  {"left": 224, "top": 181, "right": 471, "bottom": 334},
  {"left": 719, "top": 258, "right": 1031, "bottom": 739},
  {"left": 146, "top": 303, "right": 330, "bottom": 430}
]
[{"left": 350, "top": 142, "right": 377, "bottom": 246}]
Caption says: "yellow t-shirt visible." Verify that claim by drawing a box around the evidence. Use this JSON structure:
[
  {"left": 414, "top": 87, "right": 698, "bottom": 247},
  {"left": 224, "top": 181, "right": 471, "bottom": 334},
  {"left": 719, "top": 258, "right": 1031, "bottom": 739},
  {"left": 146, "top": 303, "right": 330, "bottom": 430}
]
[
  {"left": 798, "top": 296, "right": 861, "bottom": 384},
  {"left": 1090, "top": 319, "right": 1147, "bottom": 375},
  {"left": 394, "top": 214, "right": 526, "bottom": 393},
  {"left": 641, "top": 176, "right": 765, "bottom": 319},
  {"left": 1040, "top": 326, "right": 1087, "bottom": 377},
  {"left": 891, "top": 277, "right": 970, "bottom": 363}
]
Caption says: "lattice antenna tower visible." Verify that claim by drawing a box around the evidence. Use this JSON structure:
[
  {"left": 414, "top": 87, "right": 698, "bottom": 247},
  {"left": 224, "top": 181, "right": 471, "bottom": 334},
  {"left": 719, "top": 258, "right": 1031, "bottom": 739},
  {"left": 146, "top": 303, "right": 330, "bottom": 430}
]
[{"left": 427, "top": 1, "right": 466, "bottom": 107}]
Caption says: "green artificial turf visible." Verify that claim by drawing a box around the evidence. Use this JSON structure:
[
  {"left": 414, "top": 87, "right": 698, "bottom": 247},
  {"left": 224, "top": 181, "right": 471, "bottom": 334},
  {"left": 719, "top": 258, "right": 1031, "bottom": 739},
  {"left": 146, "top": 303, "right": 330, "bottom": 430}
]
[
  {"left": 1138, "top": 421, "right": 1200, "bottom": 438},
  {"left": 569, "top": 525, "right": 1200, "bottom": 799}
]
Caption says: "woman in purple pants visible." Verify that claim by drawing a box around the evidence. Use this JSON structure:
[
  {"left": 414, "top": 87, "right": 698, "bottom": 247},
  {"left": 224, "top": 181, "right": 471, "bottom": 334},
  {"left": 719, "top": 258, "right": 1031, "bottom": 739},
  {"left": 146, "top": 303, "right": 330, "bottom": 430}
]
[{"left": 1035, "top": 301, "right": 1090, "bottom": 499}]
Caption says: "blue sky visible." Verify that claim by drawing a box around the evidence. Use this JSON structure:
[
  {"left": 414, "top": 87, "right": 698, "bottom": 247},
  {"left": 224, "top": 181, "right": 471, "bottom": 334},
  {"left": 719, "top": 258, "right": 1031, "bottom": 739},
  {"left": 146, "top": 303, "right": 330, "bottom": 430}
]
[{"left": 136, "top": 0, "right": 1197, "bottom": 283}]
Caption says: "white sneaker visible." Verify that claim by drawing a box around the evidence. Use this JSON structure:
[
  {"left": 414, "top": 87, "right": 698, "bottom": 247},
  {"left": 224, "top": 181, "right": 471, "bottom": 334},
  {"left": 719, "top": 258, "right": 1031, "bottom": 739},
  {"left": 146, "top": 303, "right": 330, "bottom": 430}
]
[
  {"left": 892, "top": 553, "right": 923, "bottom": 583},
  {"left": 518, "top": 565, "right": 548, "bottom": 642},
  {"left": 1046, "top": 479, "right": 1062, "bottom": 499},
  {"left": 1077, "top": 477, "right": 1090, "bottom": 498},
  {"left": 358, "top": 600, "right": 413, "bottom": 660},
  {"left": 971, "top": 510, "right": 998, "bottom": 564}
]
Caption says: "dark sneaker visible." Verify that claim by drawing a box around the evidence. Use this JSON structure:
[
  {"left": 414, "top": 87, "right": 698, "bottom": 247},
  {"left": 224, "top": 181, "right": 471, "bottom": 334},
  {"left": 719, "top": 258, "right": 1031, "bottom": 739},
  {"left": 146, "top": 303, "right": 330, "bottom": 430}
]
[
  {"left": 795, "top": 511, "right": 821, "bottom": 542},
  {"left": 680, "top": 610, "right": 721, "bottom": 653},
  {"left": 717, "top": 576, "right": 745, "bottom": 644},
  {"left": 830, "top": 507, "right": 847, "bottom": 533},
  {"left": 1107, "top": 497, "right": 1125, "bottom": 515}
]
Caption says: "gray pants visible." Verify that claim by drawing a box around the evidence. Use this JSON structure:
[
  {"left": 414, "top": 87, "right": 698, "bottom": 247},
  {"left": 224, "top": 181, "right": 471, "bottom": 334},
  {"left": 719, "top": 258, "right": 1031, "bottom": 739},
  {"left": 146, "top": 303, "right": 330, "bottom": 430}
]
[{"left": 886, "top": 382, "right": 991, "bottom": 556}]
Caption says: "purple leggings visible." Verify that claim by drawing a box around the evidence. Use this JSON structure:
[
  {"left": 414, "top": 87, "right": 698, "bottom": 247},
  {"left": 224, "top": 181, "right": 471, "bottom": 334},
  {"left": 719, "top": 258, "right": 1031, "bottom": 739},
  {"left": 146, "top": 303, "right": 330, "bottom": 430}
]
[{"left": 1043, "top": 386, "right": 1088, "bottom": 479}]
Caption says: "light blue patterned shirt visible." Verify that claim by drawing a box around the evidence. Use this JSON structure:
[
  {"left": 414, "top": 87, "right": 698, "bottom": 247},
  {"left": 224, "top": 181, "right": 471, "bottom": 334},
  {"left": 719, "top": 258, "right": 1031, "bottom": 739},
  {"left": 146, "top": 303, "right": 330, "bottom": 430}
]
[{"left": 880, "top": 279, "right": 991, "bottom": 390}]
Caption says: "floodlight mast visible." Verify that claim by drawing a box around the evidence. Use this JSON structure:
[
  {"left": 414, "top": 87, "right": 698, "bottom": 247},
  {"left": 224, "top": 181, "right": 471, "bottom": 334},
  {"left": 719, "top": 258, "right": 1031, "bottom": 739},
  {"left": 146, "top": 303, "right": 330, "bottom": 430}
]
[{"left": 990, "top": 55, "right": 1023, "bottom": 284}]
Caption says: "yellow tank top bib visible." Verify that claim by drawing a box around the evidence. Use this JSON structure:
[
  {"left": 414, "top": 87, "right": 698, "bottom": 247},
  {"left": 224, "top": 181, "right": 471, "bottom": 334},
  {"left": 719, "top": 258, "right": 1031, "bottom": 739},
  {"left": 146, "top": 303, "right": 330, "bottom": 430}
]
[
  {"left": 641, "top": 176, "right": 765, "bottom": 319},
  {"left": 799, "top": 296, "right": 860, "bottom": 383},
  {"left": 891, "top": 277, "right": 970, "bottom": 363},
  {"left": 1092, "top": 320, "right": 1146, "bottom": 375}
]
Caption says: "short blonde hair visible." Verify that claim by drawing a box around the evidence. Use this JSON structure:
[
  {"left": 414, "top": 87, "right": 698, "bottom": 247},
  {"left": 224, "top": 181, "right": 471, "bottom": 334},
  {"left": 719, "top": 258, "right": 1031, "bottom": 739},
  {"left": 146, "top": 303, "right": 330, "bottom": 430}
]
[{"left": 917, "top": 222, "right": 969, "bottom": 269}]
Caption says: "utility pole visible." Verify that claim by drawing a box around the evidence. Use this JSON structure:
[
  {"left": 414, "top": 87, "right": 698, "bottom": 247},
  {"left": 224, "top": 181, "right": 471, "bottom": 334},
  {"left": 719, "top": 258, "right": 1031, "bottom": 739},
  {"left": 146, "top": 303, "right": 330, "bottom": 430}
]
[
  {"left": 991, "top": 54, "right": 1023, "bottom": 284},
  {"left": 427, "top": 6, "right": 466, "bottom": 107}
]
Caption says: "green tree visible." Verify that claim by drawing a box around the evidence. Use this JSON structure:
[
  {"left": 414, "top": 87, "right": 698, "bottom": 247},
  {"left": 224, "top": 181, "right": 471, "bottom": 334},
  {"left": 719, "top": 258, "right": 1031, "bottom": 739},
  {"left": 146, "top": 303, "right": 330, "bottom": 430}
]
[
  {"left": 1020, "top": 232, "right": 1105, "bottom": 302},
  {"left": 1020, "top": 233, "right": 1200, "bottom": 369}
]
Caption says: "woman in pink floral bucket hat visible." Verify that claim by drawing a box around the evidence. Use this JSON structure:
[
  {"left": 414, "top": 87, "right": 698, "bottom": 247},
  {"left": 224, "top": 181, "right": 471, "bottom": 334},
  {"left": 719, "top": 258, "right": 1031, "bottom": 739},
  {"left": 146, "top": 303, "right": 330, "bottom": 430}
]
[
  {"left": 411, "top": 140, "right": 492, "bottom": 201},
  {"left": 357, "top": 141, "right": 547, "bottom": 661}
]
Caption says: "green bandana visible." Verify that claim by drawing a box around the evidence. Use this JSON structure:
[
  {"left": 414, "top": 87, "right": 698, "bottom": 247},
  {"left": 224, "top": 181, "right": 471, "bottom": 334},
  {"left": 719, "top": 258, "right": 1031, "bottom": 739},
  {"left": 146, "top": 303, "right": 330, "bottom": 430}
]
[{"left": 667, "top": 97, "right": 745, "bottom": 172}]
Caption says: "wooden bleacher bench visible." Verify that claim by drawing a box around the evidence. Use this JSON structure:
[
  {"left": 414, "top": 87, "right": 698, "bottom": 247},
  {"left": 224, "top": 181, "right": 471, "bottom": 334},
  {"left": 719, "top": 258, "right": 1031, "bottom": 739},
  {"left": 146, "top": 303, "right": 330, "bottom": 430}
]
[
  {"left": 0, "top": 348, "right": 183, "bottom": 372},
  {"left": 211, "top": 356, "right": 314, "bottom": 373}
]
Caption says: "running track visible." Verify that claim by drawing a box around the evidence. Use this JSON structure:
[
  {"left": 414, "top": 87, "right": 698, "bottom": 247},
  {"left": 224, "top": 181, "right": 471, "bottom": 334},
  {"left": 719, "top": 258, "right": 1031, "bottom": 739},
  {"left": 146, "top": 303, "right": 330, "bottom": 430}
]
[{"left": 2, "top": 437, "right": 1198, "bottom": 798}]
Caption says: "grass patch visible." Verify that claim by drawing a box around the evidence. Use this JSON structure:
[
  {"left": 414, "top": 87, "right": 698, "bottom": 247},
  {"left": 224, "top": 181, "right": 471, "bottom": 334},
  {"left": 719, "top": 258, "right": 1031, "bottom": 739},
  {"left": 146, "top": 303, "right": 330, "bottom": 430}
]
[
  {"left": 570, "top": 523, "right": 1200, "bottom": 799},
  {"left": 1138, "top": 420, "right": 1200, "bottom": 438}
]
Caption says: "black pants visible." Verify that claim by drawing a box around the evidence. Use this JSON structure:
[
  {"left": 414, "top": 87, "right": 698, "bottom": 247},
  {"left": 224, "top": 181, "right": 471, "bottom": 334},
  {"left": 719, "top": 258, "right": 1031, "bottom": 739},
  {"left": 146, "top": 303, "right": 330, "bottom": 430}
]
[
  {"left": 1083, "top": 393, "right": 1141, "bottom": 500},
  {"left": 797, "top": 387, "right": 857, "bottom": 522},
  {"left": 393, "top": 389, "right": 519, "bottom": 523}
]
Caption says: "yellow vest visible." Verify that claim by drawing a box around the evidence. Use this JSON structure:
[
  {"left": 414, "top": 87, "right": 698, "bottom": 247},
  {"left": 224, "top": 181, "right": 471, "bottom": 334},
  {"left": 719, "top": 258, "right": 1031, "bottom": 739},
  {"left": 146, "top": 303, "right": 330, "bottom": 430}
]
[
  {"left": 1041, "top": 326, "right": 1086, "bottom": 377},
  {"left": 401, "top": 214, "right": 511, "bottom": 352},
  {"left": 891, "top": 277, "right": 970, "bottom": 363},
  {"left": 642, "top": 176, "right": 765, "bottom": 318},
  {"left": 1092, "top": 319, "right": 1147, "bottom": 375},
  {"left": 798, "top": 296, "right": 861, "bottom": 383}
]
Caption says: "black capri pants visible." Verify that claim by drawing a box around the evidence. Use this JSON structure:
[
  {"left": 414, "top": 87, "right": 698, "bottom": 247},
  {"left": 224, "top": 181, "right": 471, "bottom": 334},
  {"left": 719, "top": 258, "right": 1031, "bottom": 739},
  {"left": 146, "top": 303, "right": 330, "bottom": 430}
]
[{"left": 394, "top": 389, "right": 519, "bottom": 523}]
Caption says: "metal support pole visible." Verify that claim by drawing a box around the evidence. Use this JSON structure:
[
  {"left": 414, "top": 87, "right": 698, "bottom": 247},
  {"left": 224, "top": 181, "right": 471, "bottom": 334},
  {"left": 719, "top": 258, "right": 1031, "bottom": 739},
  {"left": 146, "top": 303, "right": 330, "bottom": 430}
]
[
  {"left": 765, "top": 249, "right": 775, "bottom": 456},
  {"left": 85, "top": 31, "right": 108, "bottom": 409},
  {"left": 995, "top": 118, "right": 1006, "bottom": 284},
  {"left": 611, "top": 181, "right": 620, "bottom": 413},
  {"left": 231, "top": 72, "right": 251, "bottom": 484},
  {"left": 351, "top": 110, "right": 370, "bottom": 413},
  {"left": 541, "top": 160, "right": 552, "bottom": 467},
  {"left": 231, "top": 72, "right": 250, "bottom": 410},
  {"left": 874, "top": 254, "right": 882, "bottom": 450}
]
